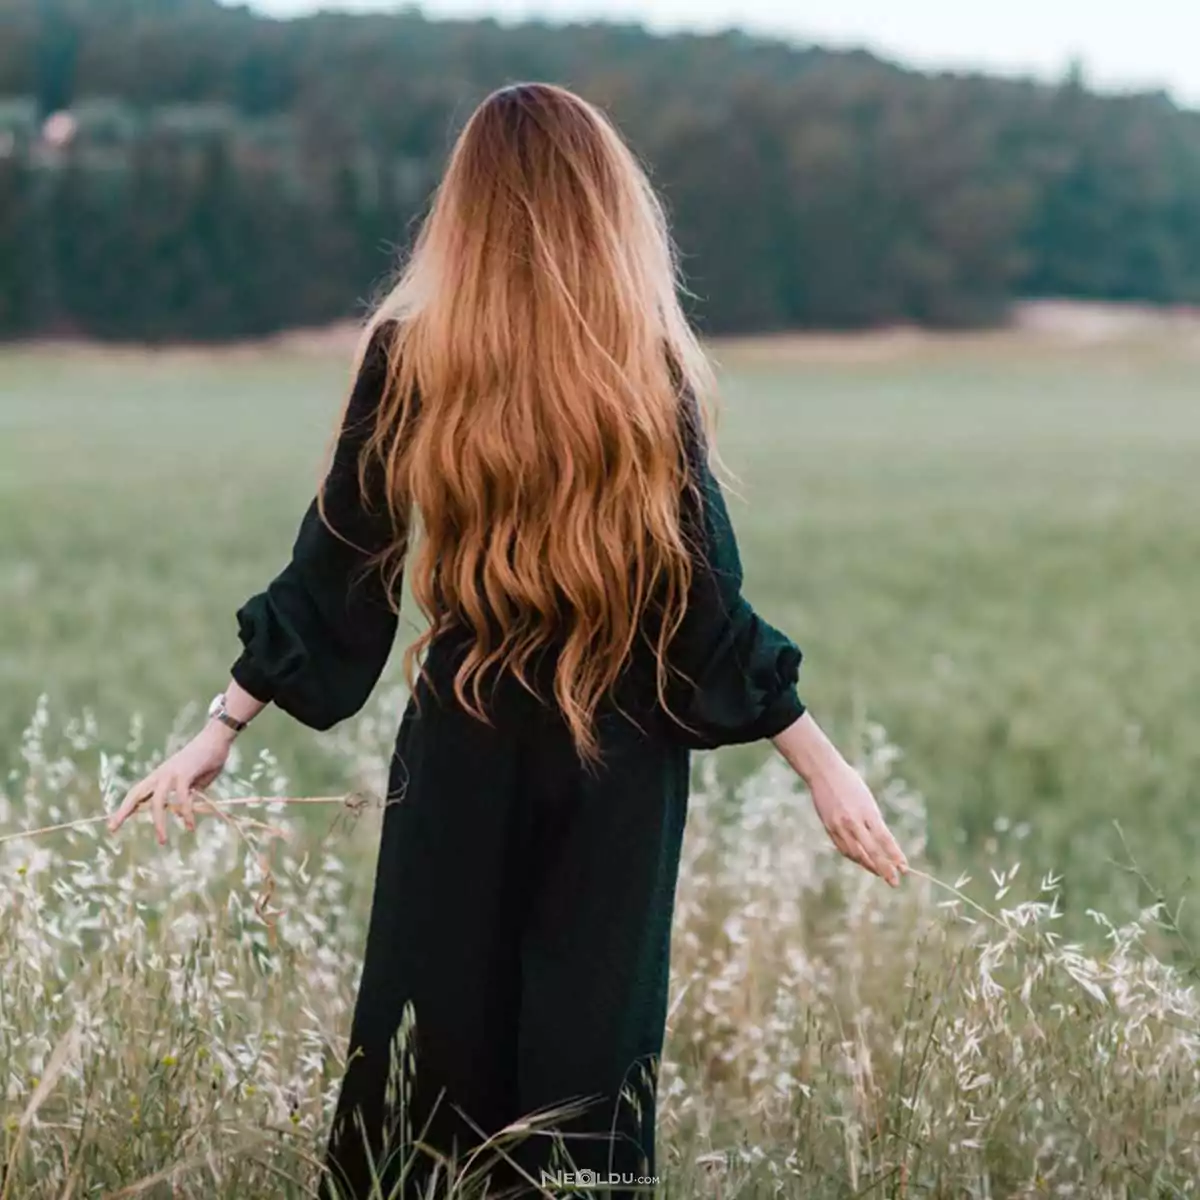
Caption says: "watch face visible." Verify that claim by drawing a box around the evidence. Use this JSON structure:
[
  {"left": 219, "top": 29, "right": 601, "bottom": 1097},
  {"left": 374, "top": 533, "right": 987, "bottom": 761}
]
[{"left": 208, "top": 694, "right": 224, "bottom": 719}]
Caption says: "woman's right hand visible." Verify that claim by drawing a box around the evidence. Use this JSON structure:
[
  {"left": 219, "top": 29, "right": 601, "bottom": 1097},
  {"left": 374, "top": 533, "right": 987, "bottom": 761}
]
[
  {"left": 805, "top": 755, "right": 908, "bottom": 887},
  {"left": 107, "top": 723, "right": 235, "bottom": 845},
  {"left": 772, "top": 711, "right": 909, "bottom": 887}
]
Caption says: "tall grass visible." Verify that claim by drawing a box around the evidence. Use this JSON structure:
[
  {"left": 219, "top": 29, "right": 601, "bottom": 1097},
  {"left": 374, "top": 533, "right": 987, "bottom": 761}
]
[{"left": 3, "top": 692, "right": 1197, "bottom": 1197}]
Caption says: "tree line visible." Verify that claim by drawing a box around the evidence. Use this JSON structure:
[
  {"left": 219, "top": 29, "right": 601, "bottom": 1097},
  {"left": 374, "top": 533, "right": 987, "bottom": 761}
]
[{"left": 1, "top": 0, "right": 1199, "bottom": 341}]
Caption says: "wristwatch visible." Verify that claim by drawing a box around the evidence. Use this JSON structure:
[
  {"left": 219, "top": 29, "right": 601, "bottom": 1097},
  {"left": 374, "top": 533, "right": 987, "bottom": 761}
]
[{"left": 208, "top": 692, "right": 249, "bottom": 735}]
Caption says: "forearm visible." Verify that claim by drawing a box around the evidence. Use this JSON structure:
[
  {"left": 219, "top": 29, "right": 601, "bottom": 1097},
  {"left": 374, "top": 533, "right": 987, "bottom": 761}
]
[
  {"left": 771, "top": 710, "right": 848, "bottom": 785},
  {"left": 225, "top": 679, "right": 268, "bottom": 725}
]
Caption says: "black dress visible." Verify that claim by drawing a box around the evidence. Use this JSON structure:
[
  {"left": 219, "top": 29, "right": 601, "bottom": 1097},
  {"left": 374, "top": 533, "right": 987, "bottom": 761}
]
[{"left": 230, "top": 327, "right": 805, "bottom": 1198}]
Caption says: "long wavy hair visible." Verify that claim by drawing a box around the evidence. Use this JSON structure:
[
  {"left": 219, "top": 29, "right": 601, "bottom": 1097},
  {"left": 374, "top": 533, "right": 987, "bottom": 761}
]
[{"left": 335, "top": 82, "right": 718, "bottom": 764}]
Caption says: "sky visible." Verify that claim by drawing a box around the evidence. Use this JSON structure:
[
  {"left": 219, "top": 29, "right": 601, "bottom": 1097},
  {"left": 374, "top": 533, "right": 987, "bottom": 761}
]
[{"left": 241, "top": 0, "right": 1200, "bottom": 107}]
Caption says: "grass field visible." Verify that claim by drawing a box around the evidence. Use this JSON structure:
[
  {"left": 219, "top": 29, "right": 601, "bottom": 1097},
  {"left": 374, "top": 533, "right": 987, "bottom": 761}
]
[
  {"left": 3, "top": 333, "right": 1199, "bottom": 915},
  {"left": 3, "top": 332, "right": 1200, "bottom": 1195}
]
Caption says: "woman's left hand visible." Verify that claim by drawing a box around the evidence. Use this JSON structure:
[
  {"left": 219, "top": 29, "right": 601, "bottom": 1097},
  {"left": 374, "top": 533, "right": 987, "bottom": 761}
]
[{"left": 107, "top": 723, "right": 235, "bottom": 845}]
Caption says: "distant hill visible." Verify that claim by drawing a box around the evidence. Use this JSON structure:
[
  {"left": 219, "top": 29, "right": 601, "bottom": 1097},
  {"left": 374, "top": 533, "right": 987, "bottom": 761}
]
[{"left": 1, "top": 0, "right": 1199, "bottom": 340}]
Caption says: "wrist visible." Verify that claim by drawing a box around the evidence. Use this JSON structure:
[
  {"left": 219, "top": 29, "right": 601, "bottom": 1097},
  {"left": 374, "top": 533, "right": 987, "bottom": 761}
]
[
  {"left": 774, "top": 711, "right": 845, "bottom": 785},
  {"left": 203, "top": 717, "right": 240, "bottom": 747},
  {"left": 207, "top": 691, "right": 251, "bottom": 738}
]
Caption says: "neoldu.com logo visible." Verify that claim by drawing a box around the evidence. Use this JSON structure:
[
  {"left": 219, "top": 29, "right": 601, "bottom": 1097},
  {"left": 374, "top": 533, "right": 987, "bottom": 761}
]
[{"left": 540, "top": 1169, "right": 659, "bottom": 1191}]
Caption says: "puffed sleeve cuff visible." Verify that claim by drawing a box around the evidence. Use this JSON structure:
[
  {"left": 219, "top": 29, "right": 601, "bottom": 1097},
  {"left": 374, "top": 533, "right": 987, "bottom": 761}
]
[
  {"left": 750, "top": 643, "right": 807, "bottom": 741},
  {"left": 230, "top": 587, "right": 301, "bottom": 708},
  {"left": 229, "top": 647, "right": 278, "bottom": 707},
  {"left": 672, "top": 613, "right": 807, "bottom": 749},
  {"left": 228, "top": 559, "right": 399, "bottom": 732},
  {"left": 230, "top": 587, "right": 329, "bottom": 730}
]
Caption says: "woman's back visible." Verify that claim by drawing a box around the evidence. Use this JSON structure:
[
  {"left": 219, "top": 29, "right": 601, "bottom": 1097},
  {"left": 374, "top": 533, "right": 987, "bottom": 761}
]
[{"left": 324, "top": 82, "right": 725, "bottom": 765}]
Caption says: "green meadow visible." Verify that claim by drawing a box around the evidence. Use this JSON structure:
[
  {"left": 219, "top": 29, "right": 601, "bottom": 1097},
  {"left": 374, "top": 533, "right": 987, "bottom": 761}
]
[
  {"left": 4, "top": 334, "right": 1198, "bottom": 916},
  {"left": 4, "top": 332, "right": 1200, "bottom": 1196}
]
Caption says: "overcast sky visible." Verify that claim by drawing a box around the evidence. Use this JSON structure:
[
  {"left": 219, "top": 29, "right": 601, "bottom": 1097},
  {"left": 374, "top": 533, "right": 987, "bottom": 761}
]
[{"left": 239, "top": 0, "right": 1200, "bottom": 106}]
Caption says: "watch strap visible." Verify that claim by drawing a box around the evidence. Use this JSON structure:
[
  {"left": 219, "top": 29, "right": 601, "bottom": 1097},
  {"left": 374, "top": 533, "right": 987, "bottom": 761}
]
[{"left": 209, "top": 693, "right": 248, "bottom": 734}]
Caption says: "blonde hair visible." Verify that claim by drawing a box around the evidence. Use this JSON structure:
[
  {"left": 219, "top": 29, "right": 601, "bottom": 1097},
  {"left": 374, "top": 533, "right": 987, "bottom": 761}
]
[{"left": 344, "top": 82, "right": 716, "bottom": 764}]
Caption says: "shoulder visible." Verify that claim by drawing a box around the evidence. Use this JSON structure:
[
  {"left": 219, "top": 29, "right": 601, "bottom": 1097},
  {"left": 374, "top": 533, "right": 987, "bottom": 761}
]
[
  {"left": 359, "top": 318, "right": 401, "bottom": 378},
  {"left": 676, "top": 383, "right": 709, "bottom": 477},
  {"left": 345, "top": 320, "right": 400, "bottom": 415}
]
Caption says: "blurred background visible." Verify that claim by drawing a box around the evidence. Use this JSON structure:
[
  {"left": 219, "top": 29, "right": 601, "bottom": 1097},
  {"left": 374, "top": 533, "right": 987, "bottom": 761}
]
[
  {"left": 2, "top": 0, "right": 1199, "bottom": 929},
  {"left": 3, "top": 0, "right": 1200, "bottom": 336}
]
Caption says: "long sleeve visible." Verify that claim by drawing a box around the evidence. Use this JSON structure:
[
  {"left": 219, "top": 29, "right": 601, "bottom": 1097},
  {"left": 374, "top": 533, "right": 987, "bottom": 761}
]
[
  {"left": 662, "top": 392, "right": 806, "bottom": 750},
  {"left": 230, "top": 325, "right": 402, "bottom": 732}
]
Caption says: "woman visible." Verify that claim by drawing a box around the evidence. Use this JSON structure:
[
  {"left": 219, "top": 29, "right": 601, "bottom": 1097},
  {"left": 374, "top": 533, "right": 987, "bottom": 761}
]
[{"left": 109, "top": 83, "right": 908, "bottom": 1198}]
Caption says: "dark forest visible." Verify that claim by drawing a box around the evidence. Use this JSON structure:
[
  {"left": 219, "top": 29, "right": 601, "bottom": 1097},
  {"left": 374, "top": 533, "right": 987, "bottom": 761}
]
[{"left": 2, "top": 0, "right": 1199, "bottom": 339}]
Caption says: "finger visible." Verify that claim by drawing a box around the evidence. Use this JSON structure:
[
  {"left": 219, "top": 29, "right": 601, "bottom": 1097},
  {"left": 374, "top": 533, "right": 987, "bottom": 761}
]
[
  {"left": 108, "top": 777, "right": 152, "bottom": 834},
  {"left": 150, "top": 775, "right": 170, "bottom": 846},
  {"left": 862, "top": 808, "right": 903, "bottom": 856},
  {"left": 176, "top": 777, "right": 196, "bottom": 833},
  {"left": 878, "top": 824, "right": 909, "bottom": 875},
  {"left": 851, "top": 839, "right": 885, "bottom": 880},
  {"left": 865, "top": 816, "right": 908, "bottom": 879},
  {"left": 832, "top": 825, "right": 875, "bottom": 875},
  {"left": 844, "top": 825, "right": 890, "bottom": 883},
  {"left": 857, "top": 821, "right": 900, "bottom": 886},
  {"left": 825, "top": 823, "right": 854, "bottom": 861}
]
